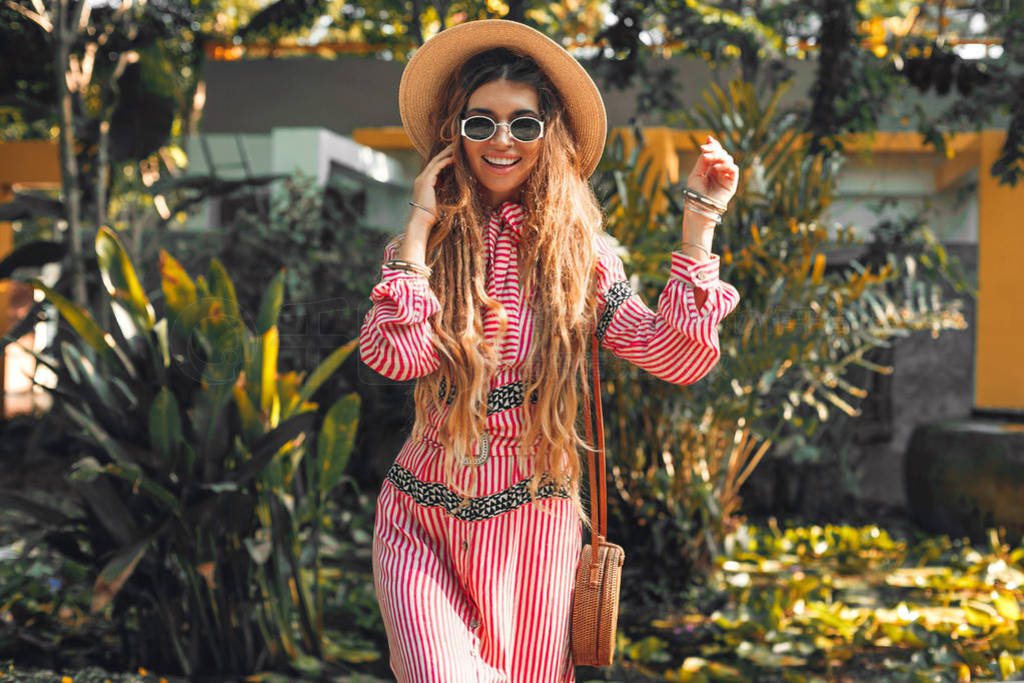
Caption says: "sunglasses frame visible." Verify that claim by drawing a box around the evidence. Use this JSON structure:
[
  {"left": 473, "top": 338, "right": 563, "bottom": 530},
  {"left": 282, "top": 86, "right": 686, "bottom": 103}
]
[{"left": 460, "top": 115, "right": 545, "bottom": 143}]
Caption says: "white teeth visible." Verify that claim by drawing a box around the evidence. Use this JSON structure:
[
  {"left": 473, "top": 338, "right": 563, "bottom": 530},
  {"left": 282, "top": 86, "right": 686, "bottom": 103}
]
[{"left": 484, "top": 156, "right": 519, "bottom": 166}]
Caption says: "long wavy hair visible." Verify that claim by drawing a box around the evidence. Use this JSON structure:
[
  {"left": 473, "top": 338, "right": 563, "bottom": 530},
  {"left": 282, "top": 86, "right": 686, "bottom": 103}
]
[{"left": 411, "top": 48, "right": 603, "bottom": 497}]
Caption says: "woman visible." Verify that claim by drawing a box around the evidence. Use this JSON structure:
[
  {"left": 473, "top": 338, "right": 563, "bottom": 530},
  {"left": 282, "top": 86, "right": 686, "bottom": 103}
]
[{"left": 359, "top": 19, "right": 740, "bottom": 682}]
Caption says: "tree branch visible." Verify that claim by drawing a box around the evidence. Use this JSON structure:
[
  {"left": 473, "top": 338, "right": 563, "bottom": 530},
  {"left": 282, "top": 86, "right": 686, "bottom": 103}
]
[{"left": 5, "top": 0, "right": 53, "bottom": 32}]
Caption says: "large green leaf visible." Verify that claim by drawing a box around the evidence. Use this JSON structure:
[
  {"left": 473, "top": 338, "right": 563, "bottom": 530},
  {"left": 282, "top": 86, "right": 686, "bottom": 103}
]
[
  {"left": 260, "top": 327, "right": 279, "bottom": 418},
  {"left": 0, "top": 239, "right": 66, "bottom": 279},
  {"left": 59, "top": 342, "right": 120, "bottom": 418},
  {"left": 95, "top": 226, "right": 155, "bottom": 340},
  {"left": 149, "top": 387, "right": 183, "bottom": 462},
  {"left": 75, "top": 477, "right": 140, "bottom": 548},
  {"left": 64, "top": 402, "right": 136, "bottom": 467},
  {"left": 207, "top": 258, "right": 241, "bottom": 324},
  {"left": 292, "top": 338, "right": 358, "bottom": 415},
  {"left": 256, "top": 269, "right": 286, "bottom": 335},
  {"left": 317, "top": 393, "right": 360, "bottom": 494},
  {"left": 159, "top": 250, "right": 200, "bottom": 338},
  {"left": 91, "top": 537, "right": 151, "bottom": 613},
  {"left": 229, "top": 411, "right": 317, "bottom": 485},
  {"left": 0, "top": 490, "right": 68, "bottom": 526},
  {"left": 29, "top": 279, "right": 136, "bottom": 379}
]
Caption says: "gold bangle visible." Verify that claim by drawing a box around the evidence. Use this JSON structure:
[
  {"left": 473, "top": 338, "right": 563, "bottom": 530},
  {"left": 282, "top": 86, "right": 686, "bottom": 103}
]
[{"left": 385, "top": 258, "right": 433, "bottom": 278}]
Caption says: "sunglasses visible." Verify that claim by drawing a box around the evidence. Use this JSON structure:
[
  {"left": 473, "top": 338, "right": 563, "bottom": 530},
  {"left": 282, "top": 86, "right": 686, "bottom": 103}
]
[{"left": 460, "top": 115, "right": 545, "bottom": 143}]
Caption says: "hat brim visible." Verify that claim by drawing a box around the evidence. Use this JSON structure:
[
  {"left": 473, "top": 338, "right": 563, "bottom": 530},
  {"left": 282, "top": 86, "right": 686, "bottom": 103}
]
[{"left": 399, "top": 20, "right": 607, "bottom": 179}]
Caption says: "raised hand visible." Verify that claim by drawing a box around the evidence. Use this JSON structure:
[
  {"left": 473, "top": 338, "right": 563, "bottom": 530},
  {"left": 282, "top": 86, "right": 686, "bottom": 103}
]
[
  {"left": 686, "top": 136, "right": 739, "bottom": 209},
  {"left": 409, "top": 142, "right": 458, "bottom": 225},
  {"left": 398, "top": 142, "right": 457, "bottom": 265}
]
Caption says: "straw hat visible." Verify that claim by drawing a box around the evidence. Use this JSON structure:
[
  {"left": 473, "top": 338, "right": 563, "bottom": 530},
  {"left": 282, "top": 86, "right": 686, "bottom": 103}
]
[{"left": 399, "top": 19, "right": 607, "bottom": 178}]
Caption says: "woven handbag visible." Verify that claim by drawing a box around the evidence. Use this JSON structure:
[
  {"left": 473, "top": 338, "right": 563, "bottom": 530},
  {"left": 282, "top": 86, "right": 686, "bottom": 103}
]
[{"left": 571, "top": 334, "right": 625, "bottom": 667}]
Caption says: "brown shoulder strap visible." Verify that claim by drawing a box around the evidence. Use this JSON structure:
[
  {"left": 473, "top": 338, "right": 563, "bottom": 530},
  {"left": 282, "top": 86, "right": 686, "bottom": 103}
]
[{"left": 582, "top": 334, "right": 607, "bottom": 549}]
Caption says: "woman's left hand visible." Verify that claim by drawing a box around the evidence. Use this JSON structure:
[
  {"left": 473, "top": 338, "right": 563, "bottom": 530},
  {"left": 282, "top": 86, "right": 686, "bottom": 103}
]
[{"left": 686, "top": 135, "right": 739, "bottom": 208}]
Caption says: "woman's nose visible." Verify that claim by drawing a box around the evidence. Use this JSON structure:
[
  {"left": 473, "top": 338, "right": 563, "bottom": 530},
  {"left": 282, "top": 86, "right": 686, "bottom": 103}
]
[{"left": 492, "top": 122, "right": 514, "bottom": 144}]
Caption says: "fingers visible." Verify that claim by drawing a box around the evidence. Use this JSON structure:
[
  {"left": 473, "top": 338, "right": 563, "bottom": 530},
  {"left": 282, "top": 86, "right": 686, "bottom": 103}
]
[
  {"left": 698, "top": 136, "right": 734, "bottom": 176},
  {"left": 427, "top": 142, "right": 457, "bottom": 167},
  {"left": 695, "top": 135, "right": 739, "bottom": 192},
  {"left": 410, "top": 144, "right": 458, "bottom": 222}
]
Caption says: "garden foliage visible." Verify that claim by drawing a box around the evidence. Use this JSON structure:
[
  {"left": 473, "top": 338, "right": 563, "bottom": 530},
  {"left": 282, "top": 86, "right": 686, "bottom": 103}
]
[
  {"left": 613, "top": 523, "right": 1024, "bottom": 682},
  {"left": 593, "top": 78, "right": 968, "bottom": 577},
  {"left": 0, "top": 228, "right": 369, "bottom": 676},
  {"left": 161, "top": 174, "right": 387, "bottom": 377}
]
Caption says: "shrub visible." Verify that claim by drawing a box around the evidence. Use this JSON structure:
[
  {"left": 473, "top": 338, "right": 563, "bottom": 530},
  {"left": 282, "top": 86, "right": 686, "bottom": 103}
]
[
  {"left": 594, "top": 78, "right": 968, "bottom": 580},
  {"left": 0, "top": 227, "right": 364, "bottom": 676}
]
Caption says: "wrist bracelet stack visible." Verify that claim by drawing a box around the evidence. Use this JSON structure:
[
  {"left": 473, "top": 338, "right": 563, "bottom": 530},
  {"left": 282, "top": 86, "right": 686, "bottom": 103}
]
[
  {"left": 385, "top": 258, "right": 432, "bottom": 278},
  {"left": 681, "top": 187, "right": 727, "bottom": 225}
]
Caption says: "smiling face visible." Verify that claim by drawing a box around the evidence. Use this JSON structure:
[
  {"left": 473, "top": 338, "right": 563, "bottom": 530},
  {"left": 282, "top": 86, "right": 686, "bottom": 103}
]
[{"left": 461, "top": 79, "right": 544, "bottom": 207}]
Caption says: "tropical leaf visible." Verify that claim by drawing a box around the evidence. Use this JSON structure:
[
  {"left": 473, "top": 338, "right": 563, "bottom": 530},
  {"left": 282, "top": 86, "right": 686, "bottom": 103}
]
[
  {"left": 149, "top": 387, "right": 183, "bottom": 461},
  {"left": 317, "top": 394, "right": 360, "bottom": 494},
  {"left": 92, "top": 537, "right": 151, "bottom": 613},
  {"left": 292, "top": 338, "right": 358, "bottom": 414},
  {"left": 95, "top": 226, "right": 156, "bottom": 339},
  {"left": 256, "top": 269, "right": 286, "bottom": 335}
]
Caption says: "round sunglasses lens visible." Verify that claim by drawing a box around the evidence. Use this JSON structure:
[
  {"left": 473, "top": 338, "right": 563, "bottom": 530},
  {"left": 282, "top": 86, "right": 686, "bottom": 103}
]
[
  {"left": 463, "top": 117, "right": 496, "bottom": 140},
  {"left": 510, "top": 118, "right": 542, "bottom": 141}
]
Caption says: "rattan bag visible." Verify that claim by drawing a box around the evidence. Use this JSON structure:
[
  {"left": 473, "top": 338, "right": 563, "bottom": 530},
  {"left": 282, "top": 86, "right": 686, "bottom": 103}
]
[{"left": 571, "top": 335, "right": 625, "bottom": 667}]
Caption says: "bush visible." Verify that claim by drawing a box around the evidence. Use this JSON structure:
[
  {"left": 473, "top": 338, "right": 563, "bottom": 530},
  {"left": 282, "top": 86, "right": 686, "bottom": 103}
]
[
  {"left": 593, "top": 78, "right": 968, "bottom": 581},
  {"left": 0, "top": 227, "right": 368, "bottom": 676}
]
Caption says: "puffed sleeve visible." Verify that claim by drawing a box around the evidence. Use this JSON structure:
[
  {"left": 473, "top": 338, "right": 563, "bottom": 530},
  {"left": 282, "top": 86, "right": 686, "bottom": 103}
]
[
  {"left": 358, "top": 239, "right": 442, "bottom": 381},
  {"left": 594, "top": 234, "right": 740, "bottom": 385}
]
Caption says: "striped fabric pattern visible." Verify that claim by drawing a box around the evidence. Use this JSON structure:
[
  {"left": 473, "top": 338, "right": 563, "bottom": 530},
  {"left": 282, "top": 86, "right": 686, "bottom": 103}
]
[{"left": 360, "top": 201, "right": 740, "bottom": 681}]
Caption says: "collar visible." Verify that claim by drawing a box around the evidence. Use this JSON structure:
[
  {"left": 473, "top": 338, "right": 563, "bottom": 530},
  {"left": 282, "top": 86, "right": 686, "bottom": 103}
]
[{"left": 493, "top": 201, "right": 525, "bottom": 243}]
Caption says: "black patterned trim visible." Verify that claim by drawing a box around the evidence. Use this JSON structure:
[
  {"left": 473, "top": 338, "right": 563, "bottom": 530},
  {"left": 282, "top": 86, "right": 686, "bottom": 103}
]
[
  {"left": 437, "top": 377, "right": 456, "bottom": 405},
  {"left": 486, "top": 380, "right": 538, "bottom": 415},
  {"left": 435, "top": 378, "right": 538, "bottom": 414},
  {"left": 596, "top": 280, "right": 633, "bottom": 340},
  {"left": 385, "top": 464, "right": 570, "bottom": 521}
]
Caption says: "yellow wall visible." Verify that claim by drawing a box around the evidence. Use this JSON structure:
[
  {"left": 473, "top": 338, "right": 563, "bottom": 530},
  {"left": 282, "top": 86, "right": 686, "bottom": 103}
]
[
  {"left": 0, "top": 183, "right": 11, "bottom": 415},
  {"left": 0, "top": 140, "right": 60, "bottom": 418},
  {"left": 976, "top": 131, "right": 1024, "bottom": 411}
]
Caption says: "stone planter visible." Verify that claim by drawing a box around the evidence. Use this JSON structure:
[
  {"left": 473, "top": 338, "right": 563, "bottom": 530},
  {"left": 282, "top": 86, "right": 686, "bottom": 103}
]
[{"left": 905, "top": 418, "right": 1024, "bottom": 540}]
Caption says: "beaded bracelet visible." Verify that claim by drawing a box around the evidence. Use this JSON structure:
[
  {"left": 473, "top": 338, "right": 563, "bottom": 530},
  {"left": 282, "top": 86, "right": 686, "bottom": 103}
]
[{"left": 385, "top": 259, "right": 432, "bottom": 278}]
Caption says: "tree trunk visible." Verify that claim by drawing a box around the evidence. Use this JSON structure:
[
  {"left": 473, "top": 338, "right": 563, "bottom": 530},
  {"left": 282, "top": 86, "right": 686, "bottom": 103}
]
[
  {"left": 54, "top": 0, "right": 87, "bottom": 307},
  {"left": 96, "top": 119, "right": 110, "bottom": 231},
  {"left": 409, "top": 0, "right": 425, "bottom": 45},
  {"left": 505, "top": 0, "right": 526, "bottom": 22}
]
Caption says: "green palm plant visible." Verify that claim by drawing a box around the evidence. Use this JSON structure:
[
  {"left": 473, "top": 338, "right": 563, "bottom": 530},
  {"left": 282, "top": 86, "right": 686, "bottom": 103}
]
[
  {"left": 593, "top": 77, "right": 968, "bottom": 578},
  {"left": 0, "top": 227, "right": 363, "bottom": 676}
]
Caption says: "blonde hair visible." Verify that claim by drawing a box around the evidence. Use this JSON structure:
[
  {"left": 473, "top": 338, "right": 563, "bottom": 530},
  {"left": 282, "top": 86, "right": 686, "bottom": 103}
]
[{"left": 412, "top": 48, "right": 603, "bottom": 497}]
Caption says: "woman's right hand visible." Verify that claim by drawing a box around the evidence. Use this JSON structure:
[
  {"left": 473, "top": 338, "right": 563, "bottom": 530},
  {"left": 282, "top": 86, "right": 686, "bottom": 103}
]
[
  {"left": 409, "top": 143, "right": 457, "bottom": 225},
  {"left": 399, "top": 143, "right": 457, "bottom": 264}
]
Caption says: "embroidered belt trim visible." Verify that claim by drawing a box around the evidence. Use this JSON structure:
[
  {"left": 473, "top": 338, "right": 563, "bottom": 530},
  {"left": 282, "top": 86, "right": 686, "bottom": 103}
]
[
  {"left": 437, "top": 378, "right": 539, "bottom": 415},
  {"left": 385, "top": 464, "right": 570, "bottom": 521},
  {"left": 596, "top": 280, "right": 633, "bottom": 341}
]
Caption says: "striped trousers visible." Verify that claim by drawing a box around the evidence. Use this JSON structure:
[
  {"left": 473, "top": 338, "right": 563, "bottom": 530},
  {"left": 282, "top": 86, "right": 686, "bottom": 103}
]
[{"left": 373, "top": 438, "right": 580, "bottom": 682}]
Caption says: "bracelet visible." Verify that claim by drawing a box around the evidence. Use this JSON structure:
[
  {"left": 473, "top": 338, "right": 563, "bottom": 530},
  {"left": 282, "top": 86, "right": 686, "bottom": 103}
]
[
  {"left": 681, "top": 241, "right": 711, "bottom": 258},
  {"left": 385, "top": 258, "right": 433, "bottom": 278},
  {"left": 684, "top": 200, "right": 723, "bottom": 225},
  {"left": 681, "top": 187, "right": 728, "bottom": 214},
  {"left": 408, "top": 201, "right": 437, "bottom": 219}
]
